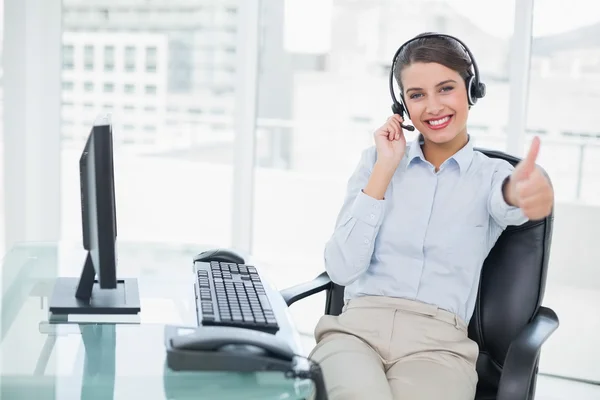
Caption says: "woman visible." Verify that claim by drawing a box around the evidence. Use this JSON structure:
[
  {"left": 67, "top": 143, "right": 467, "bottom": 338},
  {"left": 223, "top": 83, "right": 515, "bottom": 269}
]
[{"left": 308, "top": 33, "right": 554, "bottom": 400}]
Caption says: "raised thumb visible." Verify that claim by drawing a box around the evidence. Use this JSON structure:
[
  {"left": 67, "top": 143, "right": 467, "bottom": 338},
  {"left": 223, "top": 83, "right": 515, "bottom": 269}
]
[{"left": 514, "top": 136, "right": 540, "bottom": 181}]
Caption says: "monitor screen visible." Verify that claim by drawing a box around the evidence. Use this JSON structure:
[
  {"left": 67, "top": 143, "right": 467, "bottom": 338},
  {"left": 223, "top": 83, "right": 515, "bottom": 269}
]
[{"left": 80, "top": 116, "right": 117, "bottom": 289}]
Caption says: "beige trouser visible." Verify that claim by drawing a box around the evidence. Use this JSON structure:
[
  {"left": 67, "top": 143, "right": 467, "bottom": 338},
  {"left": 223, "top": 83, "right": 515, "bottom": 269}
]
[{"left": 308, "top": 296, "right": 479, "bottom": 400}]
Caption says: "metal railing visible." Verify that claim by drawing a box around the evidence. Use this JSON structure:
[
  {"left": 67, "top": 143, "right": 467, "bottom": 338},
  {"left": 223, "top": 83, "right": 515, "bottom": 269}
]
[{"left": 59, "top": 116, "right": 600, "bottom": 203}]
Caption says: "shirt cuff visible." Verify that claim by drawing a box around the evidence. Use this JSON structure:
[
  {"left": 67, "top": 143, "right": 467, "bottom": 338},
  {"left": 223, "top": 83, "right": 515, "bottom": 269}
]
[
  {"left": 350, "top": 190, "right": 385, "bottom": 227},
  {"left": 491, "top": 177, "right": 528, "bottom": 226}
]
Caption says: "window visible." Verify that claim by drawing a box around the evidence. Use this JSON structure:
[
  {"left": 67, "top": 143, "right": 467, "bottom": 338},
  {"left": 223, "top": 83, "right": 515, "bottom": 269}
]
[
  {"left": 168, "top": 36, "right": 193, "bottom": 93},
  {"left": 84, "top": 45, "right": 94, "bottom": 70},
  {"left": 62, "top": 45, "right": 74, "bottom": 69},
  {"left": 104, "top": 45, "right": 115, "bottom": 71},
  {"left": 103, "top": 83, "right": 114, "bottom": 93},
  {"left": 124, "top": 46, "right": 136, "bottom": 72},
  {"left": 145, "top": 85, "right": 157, "bottom": 95},
  {"left": 145, "top": 46, "right": 157, "bottom": 72},
  {"left": 525, "top": 1, "right": 600, "bottom": 385},
  {"left": 62, "top": 81, "right": 74, "bottom": 91},
  {"left": 59, "top": 2, "right": 236, "bottom": 253},
  {"left": 83, "top": 82, "right": 94, "bottom": 92}
]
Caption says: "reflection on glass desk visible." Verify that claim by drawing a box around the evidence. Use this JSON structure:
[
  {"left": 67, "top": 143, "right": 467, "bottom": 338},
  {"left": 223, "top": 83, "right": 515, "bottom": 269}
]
[{"left": 0, "top": 241, "right": 313, "bottom": 399}]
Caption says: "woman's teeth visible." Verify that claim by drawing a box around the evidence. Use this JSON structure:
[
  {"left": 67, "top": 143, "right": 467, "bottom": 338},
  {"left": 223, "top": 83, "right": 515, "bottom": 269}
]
[{"left": 428, "top": 116, "right": 450, "bottom": 126}]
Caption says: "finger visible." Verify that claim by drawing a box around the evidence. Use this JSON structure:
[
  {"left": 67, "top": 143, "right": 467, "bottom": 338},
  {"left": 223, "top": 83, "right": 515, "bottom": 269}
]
[
  {"left": 514, "top": 156, "right": 538, "bottom": 183},
  {"left": 519, "top": 193, "right": 553, "bottom": 219},
  {"left": 517, "top": 173, "right": 551, "bottom": 199},
  {"left": 515, "top": 179, "right": 538, "bottom": 199},
  {"left": 382, "top": 119, "right": 393, "bottom": 140},
  {"left": 524, "top": 136, "right": 541, "bottom": 168},
  {"left": 392, "top": 114, "right": 404, "bottom": 124},
  {"left": 395, "top": 121, "right": 403, "bottom": 140},
  {"left": 397, "top": 130, "right": 405, "bottom": 142},
  {"left": 387, "top": 124, "right": 395, "bottom": 141},
  {"left": 389, "top": 120, "right": 400, "bottom": 139},
  {"left": 519, "top": 191, "right": 552, "bottom": 208}
]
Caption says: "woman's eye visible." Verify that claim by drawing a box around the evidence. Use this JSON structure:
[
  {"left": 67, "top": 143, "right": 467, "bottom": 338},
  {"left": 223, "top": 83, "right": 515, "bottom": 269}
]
[
  {"left": 409, "top": 93, "right": 422, "bottom": 99},
  {"left": 441, "top": 86, "right": 454, "bottom": 92}
]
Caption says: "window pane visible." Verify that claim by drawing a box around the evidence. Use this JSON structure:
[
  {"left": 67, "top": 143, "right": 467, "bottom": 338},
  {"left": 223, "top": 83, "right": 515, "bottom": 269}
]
[
  {"left": 124, "top": 46, "right": 136, "bottom": 72},
  {"left": 124, "top": 84, "right": 135, "bottom": 94},
  {"left": 104, "top": 45, "right": 115, "bottom": 71},
  {"left": 60, "top": 1, "right": 238, "bottom": 251},
  {"left": 145, "top": 46, "right": 157, "bottom": 72},
  {"left": 526, "top": 0, "right": 600, "bottom": 383},
  {"left": 62, "top": 45, "right": 74, "bottom": 70},
  {"left": 84, "top": 45, "right": 94, "bottom": 70},
  {"left": 251, "top": 0, "right": 517, "bottom": 346}
]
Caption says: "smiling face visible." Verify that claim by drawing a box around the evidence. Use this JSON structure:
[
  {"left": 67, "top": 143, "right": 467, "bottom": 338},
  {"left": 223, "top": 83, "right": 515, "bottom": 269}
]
[{"left": 400, "top": 62, "right": 469, "bottom": 147}]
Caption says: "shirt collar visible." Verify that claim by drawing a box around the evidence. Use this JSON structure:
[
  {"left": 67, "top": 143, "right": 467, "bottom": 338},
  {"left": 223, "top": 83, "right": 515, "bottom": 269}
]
[{"left": 407, "top": 134, "right": 474, "bottom": 174}]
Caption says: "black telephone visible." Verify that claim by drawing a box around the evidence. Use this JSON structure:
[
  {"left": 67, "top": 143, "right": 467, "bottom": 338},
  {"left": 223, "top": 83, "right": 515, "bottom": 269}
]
[
  {"left": 164, "top": 325, "right": 327, "bottom": 399},
  {"left": 165, "top": 324, "right": 294, "bottom": 372}
]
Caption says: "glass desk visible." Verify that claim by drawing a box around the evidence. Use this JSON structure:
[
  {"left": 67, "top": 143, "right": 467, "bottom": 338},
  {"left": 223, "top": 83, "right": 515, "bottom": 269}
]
[{"left": 0, "top": 241, "right": 314, "bottom": 399}]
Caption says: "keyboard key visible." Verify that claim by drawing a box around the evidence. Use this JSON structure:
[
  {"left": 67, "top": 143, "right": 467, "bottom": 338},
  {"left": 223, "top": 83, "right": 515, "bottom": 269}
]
[
  {"left": 200, "top": 291, "right": 212, "bottom": 301},
  {"left": 258, "top": 294, "right": 273, "bottom": 311}
]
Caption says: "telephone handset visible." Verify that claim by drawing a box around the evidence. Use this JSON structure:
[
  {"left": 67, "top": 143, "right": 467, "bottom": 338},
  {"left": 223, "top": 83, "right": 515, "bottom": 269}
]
[{"left": 169, "top": 325, "right": 295, "bottom": 363}]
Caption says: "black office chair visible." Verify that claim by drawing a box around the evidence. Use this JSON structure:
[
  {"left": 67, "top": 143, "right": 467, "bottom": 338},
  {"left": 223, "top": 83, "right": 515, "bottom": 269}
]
[{"left": 280, "top": 148, "right": 559, "bottom": 400}]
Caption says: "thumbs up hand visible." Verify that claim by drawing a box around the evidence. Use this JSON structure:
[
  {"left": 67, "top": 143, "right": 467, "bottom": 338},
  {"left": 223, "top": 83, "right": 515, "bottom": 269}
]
[{"left": 504, "top": 136, "right": 554, "bottom": 220}]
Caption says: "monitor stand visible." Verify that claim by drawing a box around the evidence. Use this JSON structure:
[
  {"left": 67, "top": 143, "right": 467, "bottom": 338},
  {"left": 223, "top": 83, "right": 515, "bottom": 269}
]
[{"left": 49, "top": 253, "right": 141, "bottom": 315}]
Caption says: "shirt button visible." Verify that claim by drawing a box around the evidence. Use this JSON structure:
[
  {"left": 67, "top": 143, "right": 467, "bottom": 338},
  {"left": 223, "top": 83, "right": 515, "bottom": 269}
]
[
  {"left": 364, "top": 239, "right": 370, "bottom": 244},
  {"left": 369, "top": 213, "right": 375, "bottom": 219}
]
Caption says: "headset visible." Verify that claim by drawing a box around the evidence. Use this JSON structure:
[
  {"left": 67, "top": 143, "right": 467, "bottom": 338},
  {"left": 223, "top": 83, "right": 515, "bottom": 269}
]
[{"left": 389, "top": 33, "right": 486, "bottom": 132}]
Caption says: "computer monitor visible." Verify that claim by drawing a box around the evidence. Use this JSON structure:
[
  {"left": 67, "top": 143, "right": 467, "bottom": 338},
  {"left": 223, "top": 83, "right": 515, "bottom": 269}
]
[{"left": 49, "top": 116, "right": 141, "bottom": 315}]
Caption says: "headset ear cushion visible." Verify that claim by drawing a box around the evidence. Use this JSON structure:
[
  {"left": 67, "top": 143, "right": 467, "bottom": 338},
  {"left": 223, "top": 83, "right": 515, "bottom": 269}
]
[
  {"left": 391, "top": 101, "right": 405, "bottom": 117},
  {"left": 477, "top": 82, "right": 486, "bottom": 99}
]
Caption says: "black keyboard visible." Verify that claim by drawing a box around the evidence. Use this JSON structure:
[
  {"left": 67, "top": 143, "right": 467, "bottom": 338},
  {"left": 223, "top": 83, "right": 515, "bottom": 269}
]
[{"left": 193, "top": 261, "right": 279, "bottom": 334}]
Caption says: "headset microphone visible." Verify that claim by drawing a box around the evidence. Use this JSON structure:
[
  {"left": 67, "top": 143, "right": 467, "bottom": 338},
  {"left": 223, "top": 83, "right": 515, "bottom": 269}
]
[{"left": 400, "top": 121, "right": 415, "bottom": 132}]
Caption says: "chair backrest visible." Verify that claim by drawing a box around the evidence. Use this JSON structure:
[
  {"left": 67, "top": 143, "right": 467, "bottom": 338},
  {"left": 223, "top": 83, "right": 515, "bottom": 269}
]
[{"left": 324, "top": 148, "right": 554, "bottom": 395}]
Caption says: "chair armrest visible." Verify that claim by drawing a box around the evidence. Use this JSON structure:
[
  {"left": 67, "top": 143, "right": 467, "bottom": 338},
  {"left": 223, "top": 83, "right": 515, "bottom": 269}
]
[
  {"left": 280, "top": 272, "right": 332, "bottom": 307},
  {"left": 497, "top": 306, "right": 559, "bottom": 400}
]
